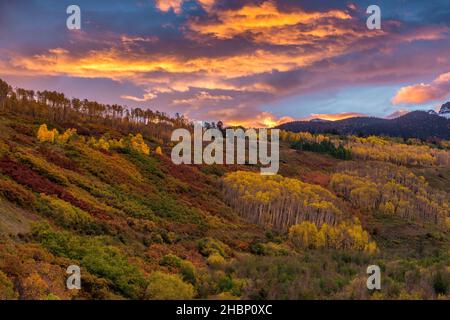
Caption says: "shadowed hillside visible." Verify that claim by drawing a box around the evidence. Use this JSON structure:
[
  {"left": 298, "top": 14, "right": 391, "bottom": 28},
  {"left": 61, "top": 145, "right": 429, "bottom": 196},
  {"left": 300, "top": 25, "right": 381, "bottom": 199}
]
[{"left": 277, "top": 111, "right": 450, "bottom": 140}]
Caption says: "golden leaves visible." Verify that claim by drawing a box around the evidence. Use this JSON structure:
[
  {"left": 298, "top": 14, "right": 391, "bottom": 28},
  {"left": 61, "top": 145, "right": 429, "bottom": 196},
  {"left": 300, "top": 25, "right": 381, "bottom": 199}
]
[
  {"left": 37, "top": 124, "right": 77, "bottom": 144},
  {"left": 37, "top": 124, "right": 57, "bottom": 143},
  {"left": 223, "top": 171, "right": 342, "bottom": 231},
  {"left": 288, "top": 221, "right": 377, "bottom": 253},
  {"left": 130, "top": 134, "right": 150, "bottom": 155}
]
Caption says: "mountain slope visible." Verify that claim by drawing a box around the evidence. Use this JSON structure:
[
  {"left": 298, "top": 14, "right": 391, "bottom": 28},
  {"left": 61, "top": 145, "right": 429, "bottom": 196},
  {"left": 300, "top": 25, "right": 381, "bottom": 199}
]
[
  {"left": 277, "top": 111, "right": 450, "bottom": 139},
  {"left": 0, "top": 78, "right": 448, "bottom": 300}
]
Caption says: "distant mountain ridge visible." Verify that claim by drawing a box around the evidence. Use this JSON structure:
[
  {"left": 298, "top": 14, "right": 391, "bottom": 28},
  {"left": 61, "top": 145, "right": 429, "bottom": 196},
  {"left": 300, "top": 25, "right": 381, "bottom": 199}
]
[
  {"left": 277, "top": 110, "right": 450, "bottom": 140},
  {"left": 438, "top": 102, "right": 450, "bottom": 119}
]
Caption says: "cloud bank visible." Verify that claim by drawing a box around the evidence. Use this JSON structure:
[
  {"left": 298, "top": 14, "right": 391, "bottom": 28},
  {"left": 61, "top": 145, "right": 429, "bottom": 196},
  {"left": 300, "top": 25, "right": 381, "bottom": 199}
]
[{"left": 1, "top": 0, "right": 450, "bottom": 126}]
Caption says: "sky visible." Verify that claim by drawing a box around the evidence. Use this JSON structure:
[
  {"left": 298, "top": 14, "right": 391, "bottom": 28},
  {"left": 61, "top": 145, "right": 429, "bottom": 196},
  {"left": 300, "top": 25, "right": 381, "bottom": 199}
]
[{"left": 1, "top": 0, "right": 450, "bottom": 127}]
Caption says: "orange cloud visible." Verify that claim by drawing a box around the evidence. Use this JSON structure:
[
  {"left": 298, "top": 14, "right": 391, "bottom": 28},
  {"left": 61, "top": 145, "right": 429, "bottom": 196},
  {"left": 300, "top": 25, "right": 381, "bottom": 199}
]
[
  {"left": 300, "top": 112, "right": 366, "bottom": 121},
  {"left": 2, "top": 5, "right": 439, "bottom": 99},
  {"left": 155, "top": 0, "right": 215, "bottom": 14},
  {"left": 392, "top": 84, "right": 442, "bottom": 104},
  {"left": 347, "top": 3, "right": 358, "bottom": 11},
  {"left": 172, "top": 91, "right": 233, "bottom": 106},
  {"left": 120, "top": 35, "right": 158, "bottom": 44},
  {"left": 188, "top": 1, "right": 357, "bottom": 45},
  {"left": 155, "top": 0, "right": 184, "bottom": 14},
  {"left": 7, "top": 48, "right": 186, "bottom": 78},
  {"left": 392, "top": 71, "right": 450, "bottom": 104},
  {"left": 121, "top": 91, "right": 157, "bottom": 102},
  {"left": 197, "top": 0, "right": 215, "bottom": 11},
  {"left": 2, "top": 45, "right": 345, "bottom": 90},
  {"left": 225, "top": 111, "right": 295, "bottom": 128}
]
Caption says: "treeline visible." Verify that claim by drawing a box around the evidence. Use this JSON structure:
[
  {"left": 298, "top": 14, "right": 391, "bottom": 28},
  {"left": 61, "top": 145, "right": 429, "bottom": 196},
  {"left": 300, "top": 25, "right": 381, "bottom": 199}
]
[
  {"left": 281, "top": 131, "right": 351, "bottom": 159},
  {"left": 330, "top": 162, "right": 449, "bottom": 225},
  {"left": 291, "top": 139, "right": 351, "bottom": 160},
  {"left": 0, "top": 78, "right": 189, "bottom": 142}
]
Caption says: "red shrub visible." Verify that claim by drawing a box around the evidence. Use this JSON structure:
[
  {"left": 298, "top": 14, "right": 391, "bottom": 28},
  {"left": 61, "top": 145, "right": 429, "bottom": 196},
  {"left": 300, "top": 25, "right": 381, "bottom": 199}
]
[
  {"left": 0, "top": 156, "right": 109, "bottom": 219},
  {"left": 0, "top": 178, "right": 36, "bottom": 207},
  {"left": 9, "top": 123, "right": 34, "bottom": 136},
  {"left": 37, "top": 146, "right": 79, "bottom": 172}
]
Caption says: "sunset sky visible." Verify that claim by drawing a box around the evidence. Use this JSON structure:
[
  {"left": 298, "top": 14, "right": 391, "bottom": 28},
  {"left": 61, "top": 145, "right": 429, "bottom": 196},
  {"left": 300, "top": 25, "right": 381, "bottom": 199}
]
[{"left": 1, "top": 0, "right": 450, "bottom": 127}]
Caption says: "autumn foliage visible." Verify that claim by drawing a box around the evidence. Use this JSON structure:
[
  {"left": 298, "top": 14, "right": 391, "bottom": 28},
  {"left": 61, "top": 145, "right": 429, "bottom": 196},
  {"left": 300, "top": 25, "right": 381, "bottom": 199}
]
[
  {"left": 223, "top": 171, "right": 344, "bottom": 231},
  {"left": 0, "top": 78, "right": 448, "bottom": 300},
  {"left": 330, "top": 162, "right": 448, "bottom": 224},
  {"left": 288, "top": 221, "right": 377, "bottom": 253}
]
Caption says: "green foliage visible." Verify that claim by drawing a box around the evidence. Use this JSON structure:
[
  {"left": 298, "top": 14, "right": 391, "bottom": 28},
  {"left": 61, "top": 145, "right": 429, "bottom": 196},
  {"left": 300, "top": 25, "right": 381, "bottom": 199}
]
[
  {"left": 249, "top": 242, "right": 267, "bottom": 255},
  {"left": 250, "top": 241, "right": 291, "bottom": 256},
  {"left": 432, "top": 271, "right": 449, "bottom": 295},
  {"left": 16, "top": 150, "right": 70, "bottom": 186},
  {"left": 160, "top": 254, "right": 184, "bottom": 268},
  {"left": 146, "top": 272, "right": 195, "bottom": 300},
  {"left": 124, "top": 151, "right": 164, "bottom": 180},
  {"left": 291, "top": 139, "right": 352, "bottom": 160},
  {"left": 36, "top": 194, "right": 94, "bottom": 231},
  {"left": 216, "top": 273, "right": 246, "bottom": 297},
  {"left": 200, "top": 164, "right": 225, "bottom": 177},
  {"left": 81, "top": 246, "right": 145, "bottom": 299},
  {"left": 0, "top": 271, "right": 17, "bottom": 300},
  {"left": 198, "top": 237, "right": 229, "bottom": 258},
  {"left": 207, "top": 253, "right": 226, "bottom": 268},
  {"left": 44, "top": 293, "right": 60, "bottom": 300},
  {"left": 160, "top": 254, "right": 197, "bottom": 284},
  {"left": 123, "top": 152, "right": 206, "bottom": 227},
  {"left": 31, "top": 223, "right": 146, "bottom": 299},
  {"left": 180, "top": 260, "right": 197, "bottom": 285}
]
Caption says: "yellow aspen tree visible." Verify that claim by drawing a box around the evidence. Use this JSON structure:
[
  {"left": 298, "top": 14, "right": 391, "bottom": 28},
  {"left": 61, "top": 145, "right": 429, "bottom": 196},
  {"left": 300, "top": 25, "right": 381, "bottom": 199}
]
[
  {"left": 96, "top": 138, "right": 110, "bottom": 151},
  {"left": 56, "top": 128, "right": 76, "bottom": 144},
  {"left": 289, "top": 222, "right": 319, "bottom": 249},
  {"left": 130, "top": 134, "right": 150, "bottom": 155},
  {"left": 37, "top": 124, "right": 57, "bottom": 143}
]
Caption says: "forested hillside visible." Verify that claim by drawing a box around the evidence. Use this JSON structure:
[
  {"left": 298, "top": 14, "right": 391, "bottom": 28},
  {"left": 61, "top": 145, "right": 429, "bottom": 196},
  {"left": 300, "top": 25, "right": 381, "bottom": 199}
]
[
  {"left": 0, "top": 79, "right": 449, "bottom": 300},
  {"left": 277, "top": 111, "right": 450, "bottom": 140}
]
